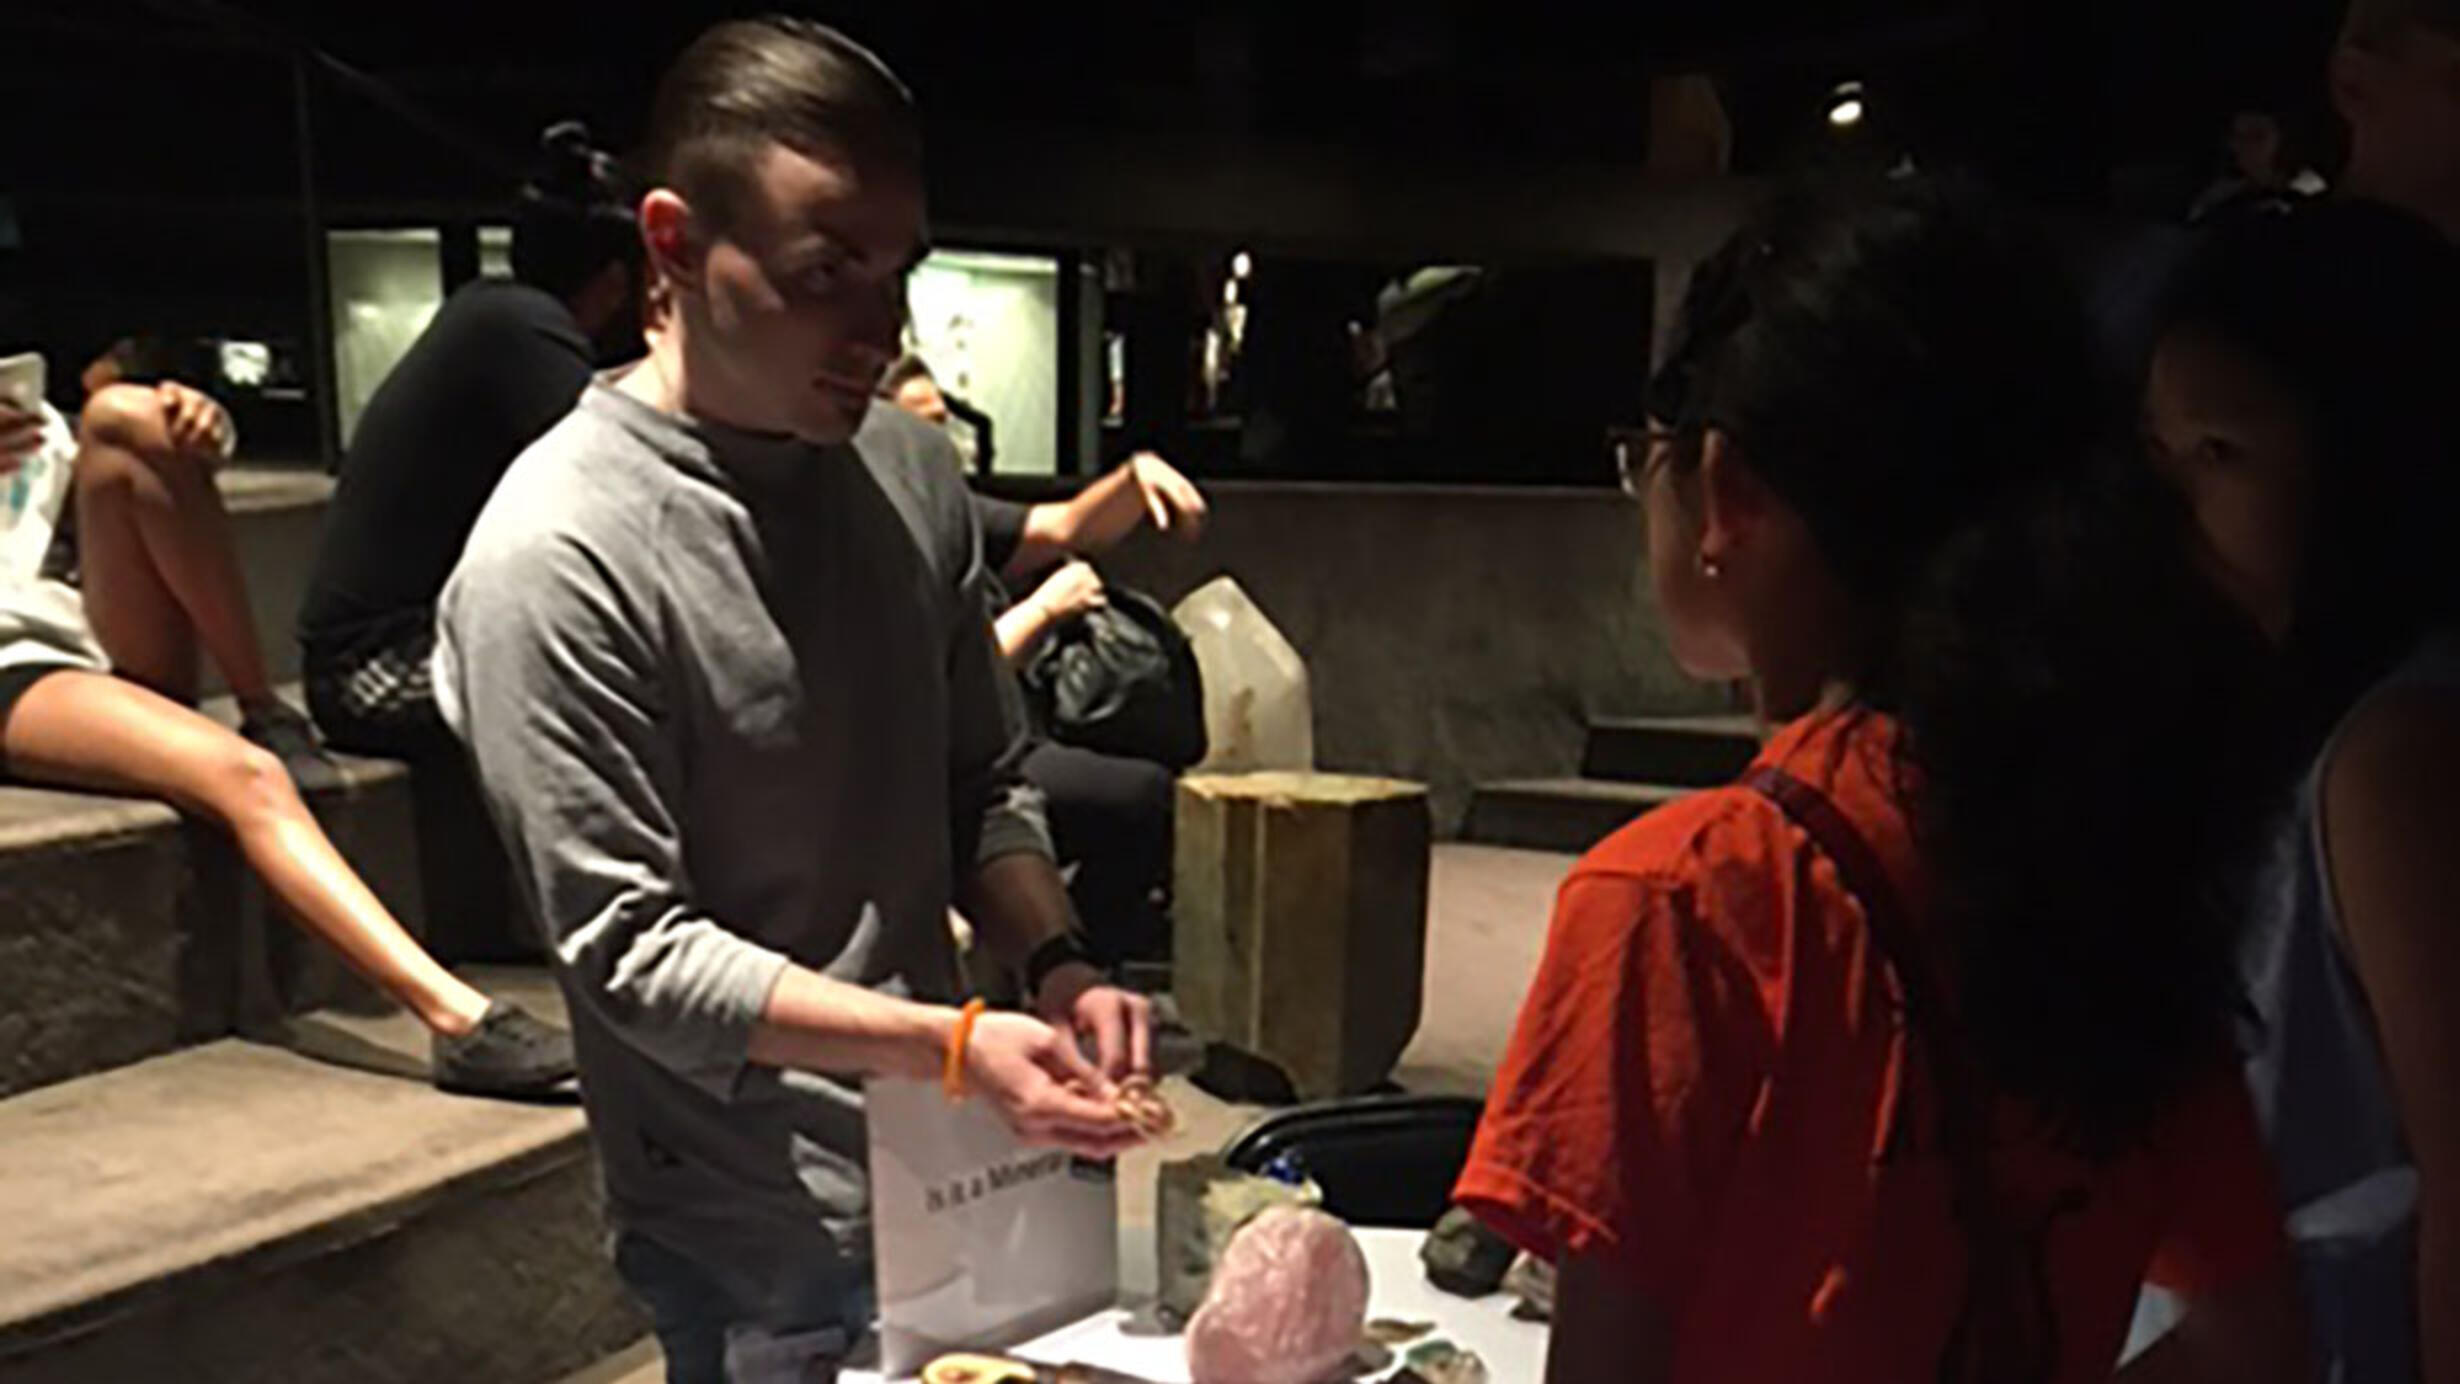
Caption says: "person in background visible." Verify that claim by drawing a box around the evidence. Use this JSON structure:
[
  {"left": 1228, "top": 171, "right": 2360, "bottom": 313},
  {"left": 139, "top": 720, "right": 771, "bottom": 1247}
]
[
  {"left": 44, "top": 332, "right": 331, "bottom": 781},
  {"left": 2332, "top": 0, "right": 2460, "bottom": 238},
  {"left": 961, "top": 449, "right": 1209, "bottom": 666},
  {"left": 2143, "top": 200, "right": 2460, "bottom": 1384},
  {"left": 298, "top": 119, "right": 640, "bottom": 768},
  {"left": 297, "top": 120, "right": 639, "bottom": 964},
  {"left": 2187, "top": 109, "right": 2330, "bottom": 223},
  {"left": 433, "top": 22, "right": 1153, "bottom": 1380},
  {"left": 883, "top": 353, "right": 995, "bottom": 471},
  {"left": 889, "top": 366, "right": 1210, "bottom": 966},
  {"left": 1456, "top": 179, "right": 2310, "bottom": 1383},
  {"left": 975, "top": 454, "right": 1206, "bottom": 966},
  {"left": 0, "top": 342, "right": 569, "bottom": 1096}
]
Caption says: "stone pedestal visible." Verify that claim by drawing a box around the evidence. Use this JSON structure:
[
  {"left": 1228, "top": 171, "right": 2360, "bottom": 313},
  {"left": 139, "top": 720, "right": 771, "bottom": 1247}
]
[{"left": 1173, "top": 773, "right": 1431, "bottom": 1100}]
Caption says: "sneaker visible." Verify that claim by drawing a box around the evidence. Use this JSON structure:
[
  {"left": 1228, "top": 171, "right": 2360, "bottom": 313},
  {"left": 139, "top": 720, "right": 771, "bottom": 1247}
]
[
  {"left": 431, "top": 1001, "right": 577, "bottom": 1098},
  {"left": 239, "top": 698, "right": 346, "bottom": 795}
]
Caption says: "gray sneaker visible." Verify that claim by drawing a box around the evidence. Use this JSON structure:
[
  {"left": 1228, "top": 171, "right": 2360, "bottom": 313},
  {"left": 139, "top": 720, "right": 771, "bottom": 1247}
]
[
  {"left": 431, "top": 1001, "right": 577, "bottom": 1098},
  {"left": 239, "top": 698, "right": 346, "bottom": 795}
]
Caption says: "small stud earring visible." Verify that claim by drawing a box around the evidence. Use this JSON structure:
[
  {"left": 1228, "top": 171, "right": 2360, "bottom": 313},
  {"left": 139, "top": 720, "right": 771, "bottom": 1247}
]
[{"left": 1698, "top": 553, "right": 1723, "bottom": 579}]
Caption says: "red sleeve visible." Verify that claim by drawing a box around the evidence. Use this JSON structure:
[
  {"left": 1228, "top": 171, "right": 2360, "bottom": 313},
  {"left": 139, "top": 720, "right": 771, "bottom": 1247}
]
[
  {"left": 2143, "top": 1061, "right": 2293, "bottom": 1297},
  {"left": 1453, "top": 867, "right": 1774, "bottom": 1310}
]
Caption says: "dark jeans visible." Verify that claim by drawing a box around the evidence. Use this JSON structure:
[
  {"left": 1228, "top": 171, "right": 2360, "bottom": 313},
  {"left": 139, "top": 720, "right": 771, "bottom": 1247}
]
[
  {"left": 612, "top": 1231, "right": 874, "bottom": 1384},
  {"left": 1022, "top": 740, "right": 1175, "bottom": 964}
]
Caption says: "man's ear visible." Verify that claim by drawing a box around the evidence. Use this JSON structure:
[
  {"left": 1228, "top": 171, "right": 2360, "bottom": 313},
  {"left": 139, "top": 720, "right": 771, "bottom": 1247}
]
[
  {"left": 638, "top": 190, "right": 698, "bottom": 296},
  {"left": 1695, "top": 427, "right": 1770, "bottom": 568}
]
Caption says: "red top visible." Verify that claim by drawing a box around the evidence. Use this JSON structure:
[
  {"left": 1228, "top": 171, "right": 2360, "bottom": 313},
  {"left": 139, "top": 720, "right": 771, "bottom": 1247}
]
[{"left": 1455, "top": 708, "right": 2286, "bottom": 1382}]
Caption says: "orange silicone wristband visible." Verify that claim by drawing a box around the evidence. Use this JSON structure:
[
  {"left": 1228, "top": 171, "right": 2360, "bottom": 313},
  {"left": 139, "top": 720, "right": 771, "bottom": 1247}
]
[{"left": 943, "top": 998, "right": 987, "bottom": 1103}]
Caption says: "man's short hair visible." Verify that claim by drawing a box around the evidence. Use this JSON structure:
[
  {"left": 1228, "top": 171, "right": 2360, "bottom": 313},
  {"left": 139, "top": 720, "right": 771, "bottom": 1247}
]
[
  {"left": 644, "top": 17, "right": 921, "bottom": 235},
  {"left": 2344, "top": 0, "right": 2460, "bottom": 48}
]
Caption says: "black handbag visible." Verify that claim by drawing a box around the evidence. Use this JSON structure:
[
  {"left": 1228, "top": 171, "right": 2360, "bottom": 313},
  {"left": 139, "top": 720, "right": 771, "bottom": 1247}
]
[{"left": 1021, "top": 585, "right": 1208, "bottom": 770}]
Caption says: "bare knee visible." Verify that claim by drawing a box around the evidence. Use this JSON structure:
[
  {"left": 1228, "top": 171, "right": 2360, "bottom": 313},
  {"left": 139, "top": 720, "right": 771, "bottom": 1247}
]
[
  {"left": 197, "top": 739, "right": 302, "bottom": 831},
  {"left": 75, "top": 385, "right": 194, "bottom": 488}
]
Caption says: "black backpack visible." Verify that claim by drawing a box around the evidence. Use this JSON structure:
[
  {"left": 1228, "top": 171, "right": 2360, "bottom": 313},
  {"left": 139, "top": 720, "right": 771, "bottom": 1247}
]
[{"left": 1021, "top": 585, "right": 1208, "bottom": 770}]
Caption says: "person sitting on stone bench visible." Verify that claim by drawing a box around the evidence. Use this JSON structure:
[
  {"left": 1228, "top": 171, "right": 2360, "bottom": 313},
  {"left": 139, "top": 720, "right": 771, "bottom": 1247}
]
[
  {"left": 296, "top": 122, "right": 640, "bottom": 965},
  {"left": 299, "top": 121, "right": 638, "bottom": 769},
  {"left": 894, "top": 376, "right": 1210, "bottom": 967},
  {"left": 883, "top": 353, "right": 996, "bottom": 472},
  {"left": 0, "top": 354, "right": 573, "bottom": 1099}
]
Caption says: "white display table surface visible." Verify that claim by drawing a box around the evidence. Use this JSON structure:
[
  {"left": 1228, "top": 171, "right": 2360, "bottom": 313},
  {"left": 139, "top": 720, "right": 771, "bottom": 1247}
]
[{"left": 844, "top": 1226, "right": 1548, "bottom": 1383}]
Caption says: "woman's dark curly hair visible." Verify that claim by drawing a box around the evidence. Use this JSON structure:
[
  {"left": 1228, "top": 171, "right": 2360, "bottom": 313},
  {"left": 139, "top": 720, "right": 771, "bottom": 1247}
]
[{"left": 1651, "top": 176, "right": 2290, "bottom": 1159}]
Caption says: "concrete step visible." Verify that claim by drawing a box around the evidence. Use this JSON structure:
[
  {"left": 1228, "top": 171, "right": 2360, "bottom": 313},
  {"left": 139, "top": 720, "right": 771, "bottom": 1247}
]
[
  {"left": 0, "top": 970, "right": 641, "bottom": 1384},
  {"left": 1461, "top": 777, "right": 1691, "bottom": 854},
  {"left": 0, "top": 690, "right": 422, "bottom": 1101},
  {"left": 1580, "top": 712, "right": 1760, "bottom": 788}
]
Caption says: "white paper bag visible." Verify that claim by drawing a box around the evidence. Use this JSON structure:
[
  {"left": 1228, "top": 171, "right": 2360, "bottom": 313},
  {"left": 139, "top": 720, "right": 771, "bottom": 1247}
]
[{"left": 866, "top": 1076, "right": 1120, "bottom": 1374}]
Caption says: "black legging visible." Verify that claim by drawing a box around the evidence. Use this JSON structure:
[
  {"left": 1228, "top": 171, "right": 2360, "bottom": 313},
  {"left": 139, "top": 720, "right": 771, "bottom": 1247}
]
[{"left": 1022, "top": 739, "right": 1175, "bottom": 965}]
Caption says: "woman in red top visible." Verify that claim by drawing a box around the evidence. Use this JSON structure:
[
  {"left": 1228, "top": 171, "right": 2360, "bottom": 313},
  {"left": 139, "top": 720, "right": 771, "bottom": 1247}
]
[{"left": 1457, "top": 179, "right": 2313, "bottom": 1383}]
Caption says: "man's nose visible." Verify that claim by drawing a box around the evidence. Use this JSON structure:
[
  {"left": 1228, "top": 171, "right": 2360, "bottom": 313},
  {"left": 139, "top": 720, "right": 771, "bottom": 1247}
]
[{"left": 848, "top": 281, "right": 906, "bottom": 358}]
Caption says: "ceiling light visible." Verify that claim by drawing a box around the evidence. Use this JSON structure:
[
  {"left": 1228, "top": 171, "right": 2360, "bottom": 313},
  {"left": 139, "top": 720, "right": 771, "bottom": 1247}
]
[{"left": 1827, "top": 81, "right": 1866, "bottom": 130}]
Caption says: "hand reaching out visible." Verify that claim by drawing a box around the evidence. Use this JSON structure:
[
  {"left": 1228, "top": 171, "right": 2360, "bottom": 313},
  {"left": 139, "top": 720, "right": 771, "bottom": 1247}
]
[
  {"left": 1032, "top": 959, "right": 1155, "bottom": 1083},
  {"left": 1125, "top": 452, "right": 1208, "bottom": 541}
]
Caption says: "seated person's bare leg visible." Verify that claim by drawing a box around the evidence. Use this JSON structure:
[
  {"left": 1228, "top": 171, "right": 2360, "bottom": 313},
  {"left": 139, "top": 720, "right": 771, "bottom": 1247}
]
[
  {"left": 58, "top": 385, "right": 556, "bottom": 1064},
  {"left": 74, "top": 384, "right": 274, "bottom": 707},
  {"left": 0, "top": 669, "right": 490, "bottom": 1037}
]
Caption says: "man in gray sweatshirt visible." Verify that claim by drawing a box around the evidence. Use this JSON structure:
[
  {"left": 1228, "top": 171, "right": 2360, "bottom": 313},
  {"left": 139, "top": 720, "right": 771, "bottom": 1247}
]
[{"left": 432, "top": 20, "right": 1153, "bottom": 1382}]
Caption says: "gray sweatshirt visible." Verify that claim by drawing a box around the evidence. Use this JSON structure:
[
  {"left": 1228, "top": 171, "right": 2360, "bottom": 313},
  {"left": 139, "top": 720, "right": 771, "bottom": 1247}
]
[{"left": 434, "top": 381, "right": 1051, "bottom": 1283}]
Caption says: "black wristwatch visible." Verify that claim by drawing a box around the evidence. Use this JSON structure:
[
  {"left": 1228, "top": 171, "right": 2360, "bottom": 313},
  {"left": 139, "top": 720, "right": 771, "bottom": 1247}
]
[{"left": 1023, "top": 932, "right": 1100, "bottom": 1001}]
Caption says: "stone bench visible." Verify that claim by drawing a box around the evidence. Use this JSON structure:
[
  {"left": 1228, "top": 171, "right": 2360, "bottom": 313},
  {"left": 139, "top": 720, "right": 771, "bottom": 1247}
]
[
  {"left": 0, "top": 972, "right": 637, "bottom": 1384},
  {"left": 0, "top": 704, "right": 420, "bottom": 1101}
]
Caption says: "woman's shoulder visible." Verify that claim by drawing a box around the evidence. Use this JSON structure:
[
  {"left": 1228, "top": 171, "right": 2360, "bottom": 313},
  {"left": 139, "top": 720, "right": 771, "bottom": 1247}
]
[
  {"left": 1556, "top": 784, "right": 1804, "bottom": 978},
  {"left": 1573, "top": 709, "right": 1904, "bottom": 885},
  {"left": 2325, "top": 676, "right": 2460, "bottom": 808},
  {"left": 1560, "top": 709, "right": 1915, "bottom": 973},
  {"left": 1572, "top": 782, "right": 1782, "bottom": 887}
]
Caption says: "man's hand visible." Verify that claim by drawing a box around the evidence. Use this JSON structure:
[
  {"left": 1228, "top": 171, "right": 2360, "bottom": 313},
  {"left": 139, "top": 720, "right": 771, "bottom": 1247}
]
[
  {"left": 1028, "top": 559, "right": 1108, "bottom": 624},
  {"left": 155, "top": 381, "right": 232, "bottom": 462},
  {"left": 0, "top": 402, "right": 42, "bottom": 478},
  {"left": 1034, "top": 960, "right": 1154, "bottom": 1083},
  {"left": 1124, "top": 452, "right": 1207, "bottom": 541},
  {"left": 963, "top": 1010, "right": 1145, "bottom": 1158}
]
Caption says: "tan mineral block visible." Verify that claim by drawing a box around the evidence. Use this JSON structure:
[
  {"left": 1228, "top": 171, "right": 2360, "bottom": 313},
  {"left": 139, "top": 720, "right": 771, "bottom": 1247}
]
[{"left": 1173, "top": 772, "right": 1431, "bottom": 1100}]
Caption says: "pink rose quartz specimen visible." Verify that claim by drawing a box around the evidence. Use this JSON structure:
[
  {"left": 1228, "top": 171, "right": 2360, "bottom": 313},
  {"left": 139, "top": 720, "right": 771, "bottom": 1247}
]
[{"left": 1185, "top": 1205, "right": 1371, "bottom": 1384}]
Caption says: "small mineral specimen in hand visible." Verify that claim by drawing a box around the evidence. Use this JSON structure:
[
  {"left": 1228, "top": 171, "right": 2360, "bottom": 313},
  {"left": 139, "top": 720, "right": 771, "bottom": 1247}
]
[{"left": 1115, "top": 1074, "right": 1178, "bottom": 1138}]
